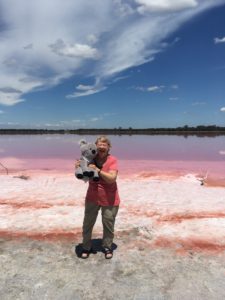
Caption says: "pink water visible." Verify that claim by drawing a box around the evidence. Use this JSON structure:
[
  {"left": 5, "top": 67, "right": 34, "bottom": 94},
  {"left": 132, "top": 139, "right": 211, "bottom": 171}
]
[{"left": 0, "top": 134, "right": 224, "bottom": 185}]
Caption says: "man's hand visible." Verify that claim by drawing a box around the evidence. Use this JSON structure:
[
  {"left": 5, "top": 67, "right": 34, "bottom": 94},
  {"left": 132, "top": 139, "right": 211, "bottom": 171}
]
[
  {"left": 74, "top": 160, "right": 81, "bottom": 169},
  {"left": 88, "top": 164, "right": 100, "bottom": 173},
  {"left": 89, "top": 164, "right": 117, "bottom": 183}
]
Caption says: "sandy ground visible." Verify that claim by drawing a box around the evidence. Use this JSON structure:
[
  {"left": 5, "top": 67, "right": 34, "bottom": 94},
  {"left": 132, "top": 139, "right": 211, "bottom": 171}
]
[
  {"left": 1, "top": 237, "right": 225, "bottom": 300},
  {"left": 0, "top": 170, "right": 225, "bottom": 299}
]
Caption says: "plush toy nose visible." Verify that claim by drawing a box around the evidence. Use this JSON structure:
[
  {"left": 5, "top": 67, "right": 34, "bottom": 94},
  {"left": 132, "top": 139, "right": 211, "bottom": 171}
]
[{"left": 92, "top": 150, "right": 96, "bottom": 154}]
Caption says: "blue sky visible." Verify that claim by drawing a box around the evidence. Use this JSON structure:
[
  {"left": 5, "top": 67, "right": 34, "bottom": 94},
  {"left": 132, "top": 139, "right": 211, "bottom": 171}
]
[{"left": 0, "top": 0, "right": 225, "bottom": 129}]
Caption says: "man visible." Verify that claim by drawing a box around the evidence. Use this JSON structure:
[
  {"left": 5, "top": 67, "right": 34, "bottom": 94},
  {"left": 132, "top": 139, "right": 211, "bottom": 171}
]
[{"left": 75, "top": 136, "right": 120, "bottom": 259}]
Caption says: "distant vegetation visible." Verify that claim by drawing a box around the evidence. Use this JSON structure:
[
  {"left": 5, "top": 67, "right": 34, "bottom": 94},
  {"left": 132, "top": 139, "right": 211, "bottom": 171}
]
[{"left": 0, "top": 125, "right": 225, "bottom": 136}]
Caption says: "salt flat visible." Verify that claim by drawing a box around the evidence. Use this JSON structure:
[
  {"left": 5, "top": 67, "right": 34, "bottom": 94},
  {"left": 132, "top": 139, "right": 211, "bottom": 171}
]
[
  {"left": 0, "top": 171, "right": 225, "bottom": 252},
  {"left": 0, "top": 171, "right": 225, "bottom": 299}
]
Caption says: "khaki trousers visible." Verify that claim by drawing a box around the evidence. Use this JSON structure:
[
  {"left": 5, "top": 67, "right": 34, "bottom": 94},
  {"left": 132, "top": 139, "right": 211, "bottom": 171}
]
[{"left": 82, "top": 201, "right": 119, "bottom": 250}]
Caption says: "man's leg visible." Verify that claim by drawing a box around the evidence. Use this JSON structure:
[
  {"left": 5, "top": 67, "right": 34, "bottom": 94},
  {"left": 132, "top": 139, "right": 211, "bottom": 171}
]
[
  {"left": 82, "top": 201, "right": 100, "bottom": 251},
  {"left": 101, "top": 206, "right": 119, "bottom": 251}
]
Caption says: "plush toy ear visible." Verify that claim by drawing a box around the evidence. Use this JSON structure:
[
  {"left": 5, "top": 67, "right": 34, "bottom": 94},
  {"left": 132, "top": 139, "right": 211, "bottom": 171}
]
[{"left": 78, "top": 139, "right": 87, "bottom": 146}]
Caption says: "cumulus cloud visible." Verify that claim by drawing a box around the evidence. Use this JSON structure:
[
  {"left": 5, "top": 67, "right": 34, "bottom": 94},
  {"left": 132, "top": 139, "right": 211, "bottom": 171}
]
[
  {"left": 49, "top": 39, "right": 99, "bottom": 59},
  {"left": 214, "top": 37, "right": 225, "bottom": 44},
  {"left": 0, "top": 0, "right": 225, "bottom": 105},
  {"left": 220, "top": 107, "right": 225, "bottom": 112}
]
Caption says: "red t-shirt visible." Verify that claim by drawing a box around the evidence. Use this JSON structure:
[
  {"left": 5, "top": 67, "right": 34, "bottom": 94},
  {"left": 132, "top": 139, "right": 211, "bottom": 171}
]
[{"left": 85, "top": 155, "right": 120, "bottom": 206}]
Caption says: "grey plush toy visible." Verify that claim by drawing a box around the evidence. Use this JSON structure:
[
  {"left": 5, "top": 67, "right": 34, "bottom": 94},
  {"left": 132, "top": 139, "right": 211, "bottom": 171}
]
[{"left": 75, "top": 139, "right": 99, "bottom": 182}]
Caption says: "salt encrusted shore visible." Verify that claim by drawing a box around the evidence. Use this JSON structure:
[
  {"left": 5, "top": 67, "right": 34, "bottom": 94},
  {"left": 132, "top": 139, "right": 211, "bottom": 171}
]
[
  {"left": 0, "top": 170, "right": 225, "bottom": 299},
  {"left": 1, "top": 170, "right": 225, "bottom": 250}
]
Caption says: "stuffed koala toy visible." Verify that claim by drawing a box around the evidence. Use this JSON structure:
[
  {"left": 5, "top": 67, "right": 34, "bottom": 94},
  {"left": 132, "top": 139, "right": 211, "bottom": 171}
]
[{"left": 75, "top": 139, "right": 99, "bottom": 181}]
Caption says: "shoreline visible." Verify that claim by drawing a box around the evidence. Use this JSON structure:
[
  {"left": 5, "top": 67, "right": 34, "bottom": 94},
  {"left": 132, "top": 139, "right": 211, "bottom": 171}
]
[
  {"left": 1, "top": 128, "right": 225, "bottom": 136},
  {"left": 1, "top": 167, "right": 224, "bottom": 188}
]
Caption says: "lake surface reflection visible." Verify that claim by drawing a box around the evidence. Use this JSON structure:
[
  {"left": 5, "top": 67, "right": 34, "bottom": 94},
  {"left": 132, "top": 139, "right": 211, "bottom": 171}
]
[{"left": 0, "top": 134, "right": 224, "bottom": 181}]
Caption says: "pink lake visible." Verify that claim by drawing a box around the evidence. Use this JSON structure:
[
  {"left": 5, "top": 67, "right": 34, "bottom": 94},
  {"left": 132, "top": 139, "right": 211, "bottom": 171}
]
[
  {"left": 1, "top": 134, "right": 225, "bottom": 252},
  {"left": 0, "top": 134, "right": 224, "bottom": 186}
]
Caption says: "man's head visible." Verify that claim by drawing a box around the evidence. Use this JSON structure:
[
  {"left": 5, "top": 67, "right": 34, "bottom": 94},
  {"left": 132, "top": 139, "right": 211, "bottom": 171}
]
[{"left": 95, "top": 136, "right": 111, "bottom": 156}]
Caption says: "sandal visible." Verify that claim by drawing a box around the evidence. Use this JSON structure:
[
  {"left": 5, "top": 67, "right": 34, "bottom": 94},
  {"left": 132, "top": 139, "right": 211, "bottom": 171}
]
[
  {"left": 80, "top": 247, "right": 97, "bottom": 259},
  {"left": 104, "top": 248, "right": 113, "bottom": 259},
  {"left": 80, "top": 248, "right": 90, "bottom": 259}
]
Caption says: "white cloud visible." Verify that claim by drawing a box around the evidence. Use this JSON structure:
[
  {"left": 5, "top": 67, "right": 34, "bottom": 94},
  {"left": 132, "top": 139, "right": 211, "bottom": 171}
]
[
  {"left": 214, "top": 37, "right": 225, "bottom": 44},
  {"left": 67, "top": 87, "right": 106, "bottom": 98},
  {"left": 220, "top": 107, "right": 225, "bottom": 112},
  {"left": 45, "top": 123, "right": 61, "bottom": 127},
  {"left": 5, "top": 122, "right": 19, "bottom": 125},
  {"left": 112, "top": 75, "right": 130, "bottom": 83},
  {"left": 136, "top": 84, "right": 165, "bottom": 92},
  {"left": 169, "top": 97, "right": 179, "bottom": 100},
  {"left": 147, "top": 85, "right": 164, "bottom": 92},
  {"left": 49, "top": 39, "right": 99, "bottom": 59},
  {"left": 67, "top": 81, "right": 106, "bottom": 98},
  {"left": 76, "top": 84, "right": 95, "bottom": 91},
  {"left": 0, "top": 0, "right": 225, "bottom": 105},
  {"left": 0, "top": 110, "right": 4, "bottom": 114},
  {"left": 135, "top": 0, "right": 198, "bottom": 14},
  {"left": 219, "top": 150, "right": 225, "bottom": 155},
  {"left": 90, "top": 117, "right": 100, "bottom": 122},
  {"left": 0, "top": 92, "right": 25, "bottom": 106}
]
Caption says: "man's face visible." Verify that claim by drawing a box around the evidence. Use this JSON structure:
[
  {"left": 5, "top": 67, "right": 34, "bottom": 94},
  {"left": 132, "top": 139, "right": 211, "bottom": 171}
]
[{"left": 96, "top": 141, "right": 110, "bottom": 156}]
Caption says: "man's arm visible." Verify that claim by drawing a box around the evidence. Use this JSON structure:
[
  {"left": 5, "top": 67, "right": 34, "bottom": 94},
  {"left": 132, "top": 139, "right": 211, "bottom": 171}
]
[{"left": 88, "top": 164, "right": 118, "bottom": 184}]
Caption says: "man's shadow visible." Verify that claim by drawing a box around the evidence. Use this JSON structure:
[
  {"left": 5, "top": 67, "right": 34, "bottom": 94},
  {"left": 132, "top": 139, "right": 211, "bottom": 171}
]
[{"left": 75, "top": 238, "right": 118, "bottom": 258}]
